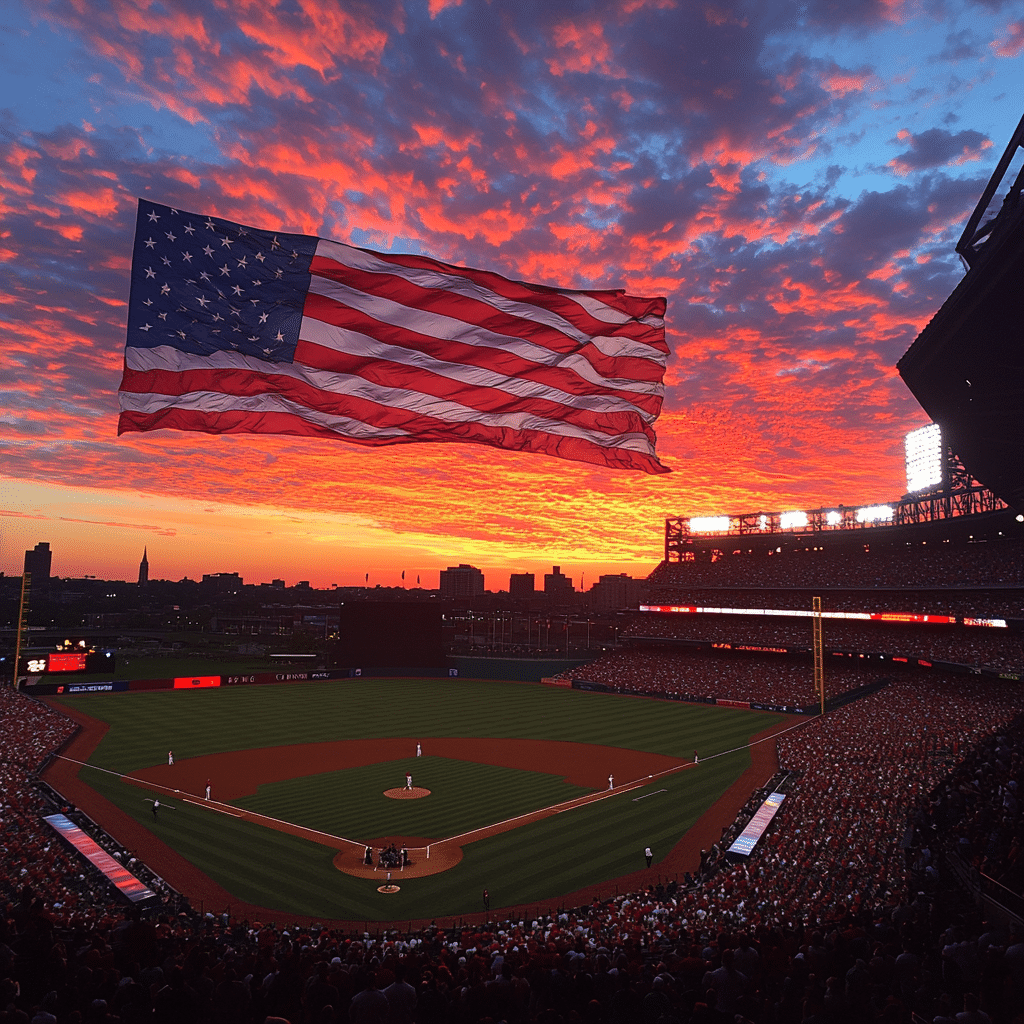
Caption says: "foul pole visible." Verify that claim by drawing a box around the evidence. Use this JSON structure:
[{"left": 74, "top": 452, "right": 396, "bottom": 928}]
[
  {"left": 812, "top": 595, "right": 824, "bottom": 715},
  {"left": 12, "top": 573, "right": 31, "bottom": 690}
]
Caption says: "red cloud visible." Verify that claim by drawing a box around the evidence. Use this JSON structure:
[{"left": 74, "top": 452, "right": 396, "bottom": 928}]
[
  {"left": 57, "top": 188, "right": 121, "bottom": 219},
  {"left": 547, "top": 19, "right": 624, "bottom": 78},
  {"left": 992, "top": 21, "right": 1024, "bottom": 58},
  {"left": 822, "top": 68, "right": 872, "bottom": 96},
  {"left": 233, "top": 0, "right": 388, "bottom": 74},
  {"left": 410, "top": 123, "right": 479, "bottom": 153},
  {"left": 417, "top": 200, "right": 529, "bottom": 245},
  {"left": 428, "top": 0, "right": 462, "bottom": 17}
]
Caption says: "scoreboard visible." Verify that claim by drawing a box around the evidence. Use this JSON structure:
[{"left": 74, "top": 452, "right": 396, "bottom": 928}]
[{"left": 18, "top": 649, "right": 114, "bottom": 676}]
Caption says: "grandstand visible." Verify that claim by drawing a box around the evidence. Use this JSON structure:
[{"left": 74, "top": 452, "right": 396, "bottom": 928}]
[{"left": 565, "top": 455, "right": 1023, "bottom": 710}]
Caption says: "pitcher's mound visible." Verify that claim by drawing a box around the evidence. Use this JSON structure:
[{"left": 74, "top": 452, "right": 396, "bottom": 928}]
[{"left": 384, "top": 787, "right": 430, "bottom": 799}]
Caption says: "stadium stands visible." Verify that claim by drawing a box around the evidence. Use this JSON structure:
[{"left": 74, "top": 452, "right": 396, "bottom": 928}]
[
  {"left": 649, "top": 535, "right": 1024, "bottom": 590},
  {"left": 595, "top": 524, "right": 1024, "bottom": 705},
  {"left": 3, "top": 670, "right": 1024, "bottom": 1023},
  {"left": 2, "top": 522, "right": 1023, "bottom": 1022},
  {"left": 563, "top": 647, "right": 892, "bottom": 706},
  {"left": 624, "top": 615, "right": 1023, "bottom": 673}
]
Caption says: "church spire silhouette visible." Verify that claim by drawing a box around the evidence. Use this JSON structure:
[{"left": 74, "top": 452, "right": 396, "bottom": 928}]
[{"left": 138, "top": 547, "right": 149, "bottom": 586}]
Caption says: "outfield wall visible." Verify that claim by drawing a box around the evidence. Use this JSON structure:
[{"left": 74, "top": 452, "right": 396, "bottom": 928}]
[{"left": 19, "top": 655, "right": 594, "bottom": 695}]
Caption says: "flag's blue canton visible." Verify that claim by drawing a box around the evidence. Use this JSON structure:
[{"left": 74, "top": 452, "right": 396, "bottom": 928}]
[{"left": 126, "top": 200, "right": 318, "bottom": 364}]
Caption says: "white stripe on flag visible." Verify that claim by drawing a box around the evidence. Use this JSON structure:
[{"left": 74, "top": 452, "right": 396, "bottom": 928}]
[
  {"left": 296, "top": 320, "right": 660, "bottom": 422},
  {"left": 304, "top": 274, "right": 664, "bottom": 393},
  {"left": 118, "top": 381, "right": 658, "bottom": 453},
  {"left": 315, "top": 239, "right": 662, "bottom": 334}
]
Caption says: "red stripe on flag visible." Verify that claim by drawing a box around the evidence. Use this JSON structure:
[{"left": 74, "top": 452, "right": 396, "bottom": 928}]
[
  {"left": 325, "top": 249, "right": 668, "bottom": 328},
  {"left": 294, "top": 324, "right": 663, "bottom": 423},
  {"left": 117, "top": 407, "right": 669, "bottom": 473},
  {"left": 309, "top": 255, "right": 667, "bottom": 352},
  {"left": 118, "top": 364, "right": 657, "bottom": 442},
  {"left": 301, "top": 290, "right": 667, "bottom": 392}
]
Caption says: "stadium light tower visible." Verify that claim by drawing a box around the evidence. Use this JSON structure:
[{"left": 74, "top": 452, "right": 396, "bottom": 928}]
[{"left": 905, "top": 423, "right": 944, "bottom": 494}]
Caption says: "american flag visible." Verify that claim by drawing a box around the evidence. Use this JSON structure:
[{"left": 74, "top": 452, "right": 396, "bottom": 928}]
[{"left": 118, "top": 200, "right": 670, "bottom": 473}]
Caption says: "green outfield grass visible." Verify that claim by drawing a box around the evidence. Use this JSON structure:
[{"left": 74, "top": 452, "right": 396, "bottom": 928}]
[{"left": 53, "top": 679, "right": 787, "bottom": 921}]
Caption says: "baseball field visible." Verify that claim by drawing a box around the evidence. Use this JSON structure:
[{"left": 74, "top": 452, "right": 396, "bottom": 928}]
[{"left": 46, "top": 678, "right": 792, "bottom": 923}]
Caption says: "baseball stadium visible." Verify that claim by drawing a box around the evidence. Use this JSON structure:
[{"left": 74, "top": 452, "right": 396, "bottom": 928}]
[
  {"left": 6, "top": 427, "right": 1024, "bottom": 1021},
  {"left": 4, "top": 111, "right": 1024, "bottom": 1024}
]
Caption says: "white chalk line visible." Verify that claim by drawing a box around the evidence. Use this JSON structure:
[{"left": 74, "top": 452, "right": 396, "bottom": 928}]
[{"left": 54, "top": 716, "right": 807, "bottom": 856}]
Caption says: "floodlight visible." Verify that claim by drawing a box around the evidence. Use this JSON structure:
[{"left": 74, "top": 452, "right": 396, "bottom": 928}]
[
  {"left": 758, "top": 514, "right": 768, "bottom": 530},
  {"left": 856, "top": 504, "right": 894, "bottom": 523},
  {"left": 905, "top": 423, "right": 943, "bottom": 493},
  {"left": 689, "top": 516, "right": 730, "bottom": 533},
  {"left": 825, "top": 510, "right": 842, "bottom": 525},
  {"left": 780, "top": 511, "right": 808, "bottom": 530}
]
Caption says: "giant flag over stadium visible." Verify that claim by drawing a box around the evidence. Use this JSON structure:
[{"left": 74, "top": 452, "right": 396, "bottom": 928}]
[{"left": 118, "top": 201, "right": 670, "bottom": 474}]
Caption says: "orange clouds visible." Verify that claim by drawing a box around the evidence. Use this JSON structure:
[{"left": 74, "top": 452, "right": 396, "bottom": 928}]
[
  {"left": 547, "top": 19, "right": 623, "bottom": 78},
  {"left": 410, "top": 123, "right": 479, "bottom": 153},
  {"left": 57, "top": 188, "right": 121, "bottom": 219},
  {"left": 4, "top": 0, "right": 1018, "bottom": 589},
  {"left": 232, "top": 0, "right": 388, "bottom": 74},
  {"left": 417, "top": 200, "right": 528, "bottom": 245}
]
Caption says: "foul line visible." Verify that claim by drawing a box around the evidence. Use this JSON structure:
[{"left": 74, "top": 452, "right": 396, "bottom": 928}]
[{"left": 53, "top": 716, "right": 810, "bottom": 856}]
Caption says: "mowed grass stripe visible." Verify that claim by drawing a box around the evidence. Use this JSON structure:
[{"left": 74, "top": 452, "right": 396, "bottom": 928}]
[
  {"left": 237, "top": 759, "right": 589, "bottom": 841},
  {"left": 84, "top": 773, "right": 381, "bottom": 919},
  {"left": 54, "top": 680, "right": 786, "bottom": 919},
  {"left": 61, "top": 680, "right": 777, "bottom": 770},
  {"left": 455, "top": 751, "right": 750, "bottom": 907}
]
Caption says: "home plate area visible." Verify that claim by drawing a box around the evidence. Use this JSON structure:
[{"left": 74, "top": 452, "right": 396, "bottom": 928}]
[{"left": 335, "top": 836, "right": 462, "bottom": 879}]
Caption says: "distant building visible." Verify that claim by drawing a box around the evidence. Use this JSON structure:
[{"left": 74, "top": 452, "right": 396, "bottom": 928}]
[
  {"left": 24, "top": 542, "right": 52, "bottom": 593},
  {"left": 439, "top": 563, "right": 485, "bottom": 600},
  {"left": 138, "top": 548, "right": 149, "bottom": 586},
  {"left": 543, "top": 565, "right": 574, "bottom": 599},
  {"left": 201, "top": 572, "right": 243, "bottom": 595},
  {"left": 509, "top": 572, "right": 535, "bottom": 598},
  {"left": 589, "top": 573, "right": 642, "bottom": 612}
]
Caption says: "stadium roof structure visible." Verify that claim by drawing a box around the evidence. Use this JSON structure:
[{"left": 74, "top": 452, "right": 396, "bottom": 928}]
[
  {"left": 664, "top": 499, "right": 1015, "bottom": 561},
  {"left": 898, "top": 110, "right": 1024, "bottom": 514}
]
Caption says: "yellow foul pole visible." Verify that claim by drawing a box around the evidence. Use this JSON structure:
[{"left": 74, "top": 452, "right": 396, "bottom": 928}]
[
  {"left": 812, "top": 595, "right": 824, "bottom": 715},
  {"left": 12, "top": 573, "right": 31, "bottom": 690}
]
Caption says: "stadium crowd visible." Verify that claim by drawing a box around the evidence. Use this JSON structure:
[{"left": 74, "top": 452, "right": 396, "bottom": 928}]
[
  {"left": 648, "top": 538, "right": 1024, "bottom": 590},
  {"left": 562, "top": 648, "right": 895, "bottom": 706},
  {"left": 4, "top": 670, "right": 1024, "bottom": 1023},
  {"left": 621, "top": 616, "right": 1024, "bottom": 674}
]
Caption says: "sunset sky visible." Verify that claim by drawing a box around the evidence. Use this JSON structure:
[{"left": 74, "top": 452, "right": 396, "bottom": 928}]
[{"left": 2, "top": 0, "right": 1022, "bottom": 590}]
